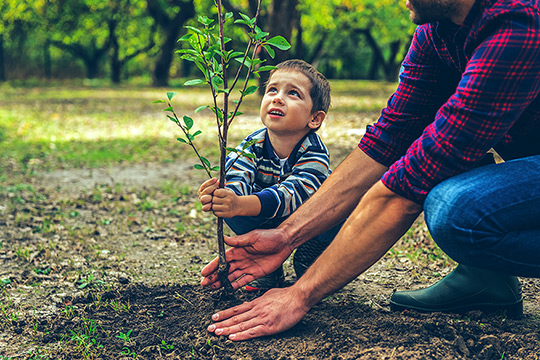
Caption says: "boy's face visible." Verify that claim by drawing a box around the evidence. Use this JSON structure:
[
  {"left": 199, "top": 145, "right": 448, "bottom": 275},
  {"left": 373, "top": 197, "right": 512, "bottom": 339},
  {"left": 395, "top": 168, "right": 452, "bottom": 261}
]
[{"left": 260, "top": 70, "right": 322, "bottom": 138}]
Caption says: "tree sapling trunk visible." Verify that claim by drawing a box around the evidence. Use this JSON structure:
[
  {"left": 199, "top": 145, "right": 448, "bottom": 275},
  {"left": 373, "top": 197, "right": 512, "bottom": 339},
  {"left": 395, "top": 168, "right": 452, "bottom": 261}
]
[{"left": 156, "top": 0, "right": 290, "bottom": 292}]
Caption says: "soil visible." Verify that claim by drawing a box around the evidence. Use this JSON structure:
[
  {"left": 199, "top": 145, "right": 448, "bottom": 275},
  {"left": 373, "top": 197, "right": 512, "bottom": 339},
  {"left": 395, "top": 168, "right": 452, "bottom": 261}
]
[{"left": 1, "top": 162, "right": 540, "bottom": 360}]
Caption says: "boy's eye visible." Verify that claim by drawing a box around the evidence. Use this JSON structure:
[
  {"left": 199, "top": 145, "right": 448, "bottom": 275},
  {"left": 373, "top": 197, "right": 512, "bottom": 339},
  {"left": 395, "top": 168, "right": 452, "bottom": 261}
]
[
  {"left": 267, "top": 86, "right": 278, "bottom": 93},
  {"left": 289, "top": 89, "right": 300, "bottom": 97}
]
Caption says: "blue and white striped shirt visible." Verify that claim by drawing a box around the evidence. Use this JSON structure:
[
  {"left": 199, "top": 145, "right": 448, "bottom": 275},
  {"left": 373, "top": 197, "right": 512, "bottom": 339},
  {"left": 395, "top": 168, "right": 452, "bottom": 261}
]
[{"left": 225, "top": 128, "right": 331, "bottom": 219}]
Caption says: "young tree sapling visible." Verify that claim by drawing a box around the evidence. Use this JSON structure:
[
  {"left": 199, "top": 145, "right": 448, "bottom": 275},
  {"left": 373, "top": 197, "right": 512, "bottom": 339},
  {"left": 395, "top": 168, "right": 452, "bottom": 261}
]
[{"left": 155, "top": 0, "right": 290, "bottom": 291}]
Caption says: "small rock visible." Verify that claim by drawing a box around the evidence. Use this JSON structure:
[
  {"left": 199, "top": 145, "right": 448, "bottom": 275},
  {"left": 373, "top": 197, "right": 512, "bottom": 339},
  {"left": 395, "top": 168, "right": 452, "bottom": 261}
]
[{"left": 455, "top": 336, "right": 470, "bottom": 356}]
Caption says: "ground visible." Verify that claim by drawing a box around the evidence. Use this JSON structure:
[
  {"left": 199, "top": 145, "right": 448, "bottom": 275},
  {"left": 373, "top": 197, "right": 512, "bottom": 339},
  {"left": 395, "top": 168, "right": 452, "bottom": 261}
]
[
  {"left": 1, "top": 83, "right": 539, "bottom": 359},
  {"left": 1, "top": 161, "right": 539, "bottom": 360}
]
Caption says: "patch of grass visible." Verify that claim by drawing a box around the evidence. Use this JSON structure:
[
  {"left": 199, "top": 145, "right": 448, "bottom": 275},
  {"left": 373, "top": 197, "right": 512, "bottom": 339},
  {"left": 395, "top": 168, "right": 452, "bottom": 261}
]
[
  {"left": 68, "top": 318, "right": 104, "bottom": 360},
  {"left": 0, "top": 81, "right": 396, "bottom": 177}
]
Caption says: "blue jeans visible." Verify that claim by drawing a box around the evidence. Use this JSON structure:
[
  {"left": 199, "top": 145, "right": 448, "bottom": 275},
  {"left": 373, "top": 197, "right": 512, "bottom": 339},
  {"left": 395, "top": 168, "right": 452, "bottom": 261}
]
[{"left": 424, "top": 155, "right": 540, "bottom": 278}]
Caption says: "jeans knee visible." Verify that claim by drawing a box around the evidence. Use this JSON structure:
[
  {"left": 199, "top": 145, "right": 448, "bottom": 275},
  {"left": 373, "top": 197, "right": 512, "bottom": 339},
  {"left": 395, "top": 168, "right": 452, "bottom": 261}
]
[{"left": 424, "top": 182, "right": 472, "bottom": 261}]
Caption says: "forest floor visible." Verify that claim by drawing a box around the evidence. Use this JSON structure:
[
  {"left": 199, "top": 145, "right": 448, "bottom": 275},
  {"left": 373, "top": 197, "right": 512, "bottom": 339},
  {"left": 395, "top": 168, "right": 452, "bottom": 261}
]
[
  {"left": 1, "top": 83, "right": 539, "bottom": 359},
  {"left": 1, "top": 161, "right": 539, "bottom": 360}
]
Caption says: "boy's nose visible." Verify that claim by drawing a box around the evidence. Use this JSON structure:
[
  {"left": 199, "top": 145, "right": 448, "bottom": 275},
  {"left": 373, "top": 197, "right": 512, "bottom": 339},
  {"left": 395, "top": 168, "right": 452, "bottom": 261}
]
[{"left": 272, "top": 97, "right": 284, "bottom": 105}]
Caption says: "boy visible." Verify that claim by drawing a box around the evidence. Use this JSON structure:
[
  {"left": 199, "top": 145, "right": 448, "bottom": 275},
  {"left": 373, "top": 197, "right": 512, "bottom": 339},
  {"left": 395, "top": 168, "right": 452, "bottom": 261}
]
[{"left": 198, "top": 59, "right": 341, "bottom": 291}]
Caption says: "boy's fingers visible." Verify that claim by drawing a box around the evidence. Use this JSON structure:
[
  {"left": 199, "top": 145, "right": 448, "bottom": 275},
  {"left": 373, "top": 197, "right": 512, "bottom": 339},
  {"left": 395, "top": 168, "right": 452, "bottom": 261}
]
[{"left": 199, "top": 178, "right": 218, "bottom": 195}]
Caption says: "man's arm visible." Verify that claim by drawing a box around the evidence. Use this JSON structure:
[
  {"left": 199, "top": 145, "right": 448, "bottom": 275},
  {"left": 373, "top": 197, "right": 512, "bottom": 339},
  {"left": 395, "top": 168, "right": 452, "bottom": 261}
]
[
  {"left": 207, "top": 181, "right": 422, "bottom": 340},
  {"left": 280, "top": 146, "right": 387, "bottom": 250},
  {"left": 201, "top": 147, "right": 387, "bottom": 289}
]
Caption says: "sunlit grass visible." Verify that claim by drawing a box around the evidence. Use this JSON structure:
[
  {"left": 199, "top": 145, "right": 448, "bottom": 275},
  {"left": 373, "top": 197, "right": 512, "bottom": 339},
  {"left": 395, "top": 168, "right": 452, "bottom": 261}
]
[{"left": 0, "top": 79, "right": 396, "bottom": 180}]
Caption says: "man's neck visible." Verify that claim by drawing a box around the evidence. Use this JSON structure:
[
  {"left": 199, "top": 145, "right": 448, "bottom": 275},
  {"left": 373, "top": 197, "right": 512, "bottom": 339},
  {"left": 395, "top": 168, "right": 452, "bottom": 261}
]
[{"left": 451, "top": 0, "right": 476, "bottom": 25}]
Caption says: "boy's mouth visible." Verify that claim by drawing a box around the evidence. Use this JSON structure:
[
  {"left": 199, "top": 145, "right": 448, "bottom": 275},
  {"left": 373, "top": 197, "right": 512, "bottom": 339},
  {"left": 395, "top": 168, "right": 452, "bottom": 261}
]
[{"left": 268, "top": 108, "right": 285, "bottom": 117}]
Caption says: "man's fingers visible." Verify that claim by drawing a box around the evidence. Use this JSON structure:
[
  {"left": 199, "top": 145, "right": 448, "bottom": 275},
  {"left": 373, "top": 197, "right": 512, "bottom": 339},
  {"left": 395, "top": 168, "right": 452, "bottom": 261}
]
[
  {"left": 211, "top": 301, "right": 254, "bottom": 323},
  {"left": 201, "top": 256, "right": 220, "bottom": 277},
  {"left": 229, "top": 325, "right": 271, "bottom": 341},
  {"left": 224, "top": 233, "right": 255, "bottom": 248},
  {"left": 231, "top": 273, "right": 255, "bottom": 290},
  {"left": 211, "top": 317, "right": 264, "bottom": 339}
]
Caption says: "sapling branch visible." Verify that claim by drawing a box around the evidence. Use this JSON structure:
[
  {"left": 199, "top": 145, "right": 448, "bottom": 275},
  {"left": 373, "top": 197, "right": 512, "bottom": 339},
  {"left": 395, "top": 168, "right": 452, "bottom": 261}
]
[
  {"left": 157, "top": 0, "right": 289, "bottom": 295},
  {"left": 166, "top": 102, "right": 212, "bottom": 178}
]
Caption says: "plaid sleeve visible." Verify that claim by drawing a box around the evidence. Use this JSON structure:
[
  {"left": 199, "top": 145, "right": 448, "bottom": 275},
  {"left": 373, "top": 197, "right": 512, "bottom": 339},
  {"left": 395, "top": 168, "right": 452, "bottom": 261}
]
[
  {"left": 383, "top": 9, "right": 540, "bottom": 204},
  {"left": 358, "top": 26, "right": 459, "bottom": 167}
]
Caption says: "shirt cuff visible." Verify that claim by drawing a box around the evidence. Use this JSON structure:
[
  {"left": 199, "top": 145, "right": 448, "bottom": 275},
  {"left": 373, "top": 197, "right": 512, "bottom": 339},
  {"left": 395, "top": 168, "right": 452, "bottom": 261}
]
[{"left": 254, "top": 189, "right": 279, "bottom": 218}]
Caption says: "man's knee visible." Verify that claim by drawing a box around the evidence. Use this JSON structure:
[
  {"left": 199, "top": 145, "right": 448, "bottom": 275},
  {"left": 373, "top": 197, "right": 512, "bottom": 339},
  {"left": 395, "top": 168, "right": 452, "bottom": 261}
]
[{"left": 424, "top": 179, "right": 474, "bottom": 261}]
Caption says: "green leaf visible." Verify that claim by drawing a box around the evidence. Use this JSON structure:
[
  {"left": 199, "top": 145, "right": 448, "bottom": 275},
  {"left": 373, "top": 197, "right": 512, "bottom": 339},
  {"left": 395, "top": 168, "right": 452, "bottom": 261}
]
[
  {"left": 234, "top": 19, "right": 251, "bottom": 26},
  {"left": 230, "top": 51, "right": 244, "bottom": 59},
  {"left": 254, "top": 31, "right": 269, "bottom": 41},
  {"left": 163, "top": 106, "right": 173, "bottom": 112},
  {"left": 243, "top": 153, "right": 256, "bottom": 159},
  {"left": 239, "top": 13, "right": 251, "bottom": 22},
  {"left": 266, "top": 36, "right": 291, "bottom": 51},
  {"left": 211, "top": 166, "right": 220, "bottom": 171},
  {"left": 194, "top": 105, "right": 208, "bottom": 113},
  {"left": 167, "top": 92, "right": 177, "bottom": 101},
  {"left": 235, "top": 57, "right": 252, "bottom": 68},
  {"left": 211, "top": 76, "right": 223, "bottom": 91},
  {"left": 198, "top": 15, "right": 214, "bottom": 26},
  {"left": 152, "top": 100, "right": 165, "bottom": 103},
  {"left": 183, "top": 116, "right": 193, "bottom": 130},
  {"left": 258, "top": 65, "right": 278, "bottom": 72},
  {"left": 184, "top": 79, "right": 204, "bottom": 86},
  {"left": 194, "top": 164, "right": 205, "bottom": 170},
  {"left": 242, "top": 86, "right": 258, "bottom": 96},
  {"left": 243, "top": 139, "right": 258, "bottom": 149},
  {"left": 263, "top": 45, "right": 275, "bottom": 59},
  {"left": 176, "top": 137, "right": 188, "bottom": 144},
  {"left": 185, "top": 26, "right": 204, "bottom": 36},
  {"left": 225, "top": 12, "right": 233, "bottom": 20},
  {"left": 192, "top": 130, "right": 202, "bottom": 138},
  {"left": 167, "top": 115, "right": 177, "bottom": 123},
  {"left": 177, "top": 33, "right": 192, "bottom": 42},
  {"left": 225, "top": 147, "right": 238, "bottom": 152},
  {"left": 200, "top": 157, "right": 211, "bottom": 167}
]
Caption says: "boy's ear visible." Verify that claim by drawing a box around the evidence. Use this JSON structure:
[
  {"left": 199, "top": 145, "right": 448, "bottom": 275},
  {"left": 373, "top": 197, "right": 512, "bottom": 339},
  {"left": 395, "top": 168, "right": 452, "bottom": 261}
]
[{"left": 308, "top": 111, "right": 326, "bottom": 130}]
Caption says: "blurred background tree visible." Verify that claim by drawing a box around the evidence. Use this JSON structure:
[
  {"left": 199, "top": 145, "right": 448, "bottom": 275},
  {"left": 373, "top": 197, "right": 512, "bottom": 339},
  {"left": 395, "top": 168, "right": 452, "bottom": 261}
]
[{"left": 0, "top": 0, "right": 415, "bottom": 84}]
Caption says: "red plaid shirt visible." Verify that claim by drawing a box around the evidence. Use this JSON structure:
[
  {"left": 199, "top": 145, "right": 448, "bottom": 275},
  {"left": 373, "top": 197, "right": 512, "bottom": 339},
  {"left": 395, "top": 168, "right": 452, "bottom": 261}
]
[{"left": 359, "top": 0, "right": 540, "bottom": 204}]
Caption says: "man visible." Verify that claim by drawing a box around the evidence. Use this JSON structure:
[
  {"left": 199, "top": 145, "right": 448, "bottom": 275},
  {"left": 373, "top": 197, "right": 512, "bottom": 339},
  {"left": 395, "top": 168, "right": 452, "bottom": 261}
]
[{"left": 201, "top": 0, "right": 540, "bottom": 341}]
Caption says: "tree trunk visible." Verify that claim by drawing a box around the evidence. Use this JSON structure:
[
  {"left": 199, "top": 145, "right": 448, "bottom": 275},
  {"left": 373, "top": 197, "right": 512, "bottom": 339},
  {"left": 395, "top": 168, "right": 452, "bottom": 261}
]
[
  {"left": 44, "top": 39, "right": 51, "bottom": 80},
  {"left": 147, "top": 0, "right": 195, "bottom": 87},
  {"left": 257, "top": 0, "right": 298, "bottom": 93},
  {"left": 152, "top": 30, "right": 177, "bottom": 87},
  {"left": 0, "top": 37, "right": 5, "bottom": 82},
  {"left": 109, "top": 20, "right": 122, "bottom": 84}
]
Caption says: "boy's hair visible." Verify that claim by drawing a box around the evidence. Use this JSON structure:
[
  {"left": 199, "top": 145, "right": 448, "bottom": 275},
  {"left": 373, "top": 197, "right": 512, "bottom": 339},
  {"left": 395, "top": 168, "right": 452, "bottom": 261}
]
[{"left": 269, "top": 59, "right": 331, "bottom": 114}]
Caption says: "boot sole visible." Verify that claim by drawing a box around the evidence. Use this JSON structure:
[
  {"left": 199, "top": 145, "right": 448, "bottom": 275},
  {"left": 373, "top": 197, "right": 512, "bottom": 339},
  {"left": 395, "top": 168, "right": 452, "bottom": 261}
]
[{"left": 389, "top": 298, "right": 523, "bottom": 319}]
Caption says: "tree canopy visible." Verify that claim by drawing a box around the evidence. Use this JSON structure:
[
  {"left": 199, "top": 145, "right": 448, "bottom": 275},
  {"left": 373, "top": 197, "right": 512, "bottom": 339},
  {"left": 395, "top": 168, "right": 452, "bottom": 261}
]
[{"left": 0, "top": 0, "right": 415, "bottom": 83}]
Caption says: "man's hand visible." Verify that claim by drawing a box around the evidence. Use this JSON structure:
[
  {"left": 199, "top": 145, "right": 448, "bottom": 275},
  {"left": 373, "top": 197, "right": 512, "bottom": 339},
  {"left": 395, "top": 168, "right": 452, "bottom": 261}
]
[
  {"left": 207, "top": 286, "right": 310, "bottom": 341},
  {"left": 198, "top": 178, "right": 219, "bottom": 212},
  {"left": 201, "top": 228, "right": 293, "bottom": 290}
]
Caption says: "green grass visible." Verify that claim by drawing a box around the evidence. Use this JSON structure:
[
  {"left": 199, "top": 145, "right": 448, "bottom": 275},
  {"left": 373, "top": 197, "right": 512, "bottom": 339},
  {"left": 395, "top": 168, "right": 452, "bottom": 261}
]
[{"left": 0, "top": 80, "right": 395, "bottom": 183}]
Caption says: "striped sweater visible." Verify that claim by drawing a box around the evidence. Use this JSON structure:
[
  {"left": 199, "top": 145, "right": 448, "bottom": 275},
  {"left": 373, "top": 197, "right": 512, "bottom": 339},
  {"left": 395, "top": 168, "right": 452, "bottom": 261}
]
[{"left": 225, "top": 128, "right": 331, "bottom": 220}]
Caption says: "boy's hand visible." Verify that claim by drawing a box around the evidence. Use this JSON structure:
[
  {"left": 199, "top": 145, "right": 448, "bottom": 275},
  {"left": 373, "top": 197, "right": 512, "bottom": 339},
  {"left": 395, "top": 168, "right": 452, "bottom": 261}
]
[
  {"left": 211, "top": 188, "right": 242, "bottom": 218},
  {"left": 198, "top": 178, "right": 219, "bottom": 212}
]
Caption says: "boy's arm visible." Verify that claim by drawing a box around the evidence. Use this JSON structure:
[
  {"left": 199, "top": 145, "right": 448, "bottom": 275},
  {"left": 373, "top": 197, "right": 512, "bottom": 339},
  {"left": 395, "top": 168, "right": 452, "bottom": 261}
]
[
  {"left": 254, "top": 145, "right": 330, "bottom": 220},
  {"left": 211, "top": 190, "right": 261, "bottom": 218}
]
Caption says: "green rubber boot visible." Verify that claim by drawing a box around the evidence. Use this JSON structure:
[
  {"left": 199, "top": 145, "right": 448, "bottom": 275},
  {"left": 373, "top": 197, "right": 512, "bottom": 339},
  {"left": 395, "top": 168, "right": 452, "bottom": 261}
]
[{"left": 390, "top": 264, "right": 523, "bottom": 318}]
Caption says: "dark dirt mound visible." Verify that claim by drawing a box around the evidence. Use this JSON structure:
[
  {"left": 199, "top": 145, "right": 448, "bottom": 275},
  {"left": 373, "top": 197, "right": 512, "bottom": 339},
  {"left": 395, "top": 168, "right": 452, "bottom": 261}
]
[{"left": 20, "top": 283, "right": 540, "bottom": 359}]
